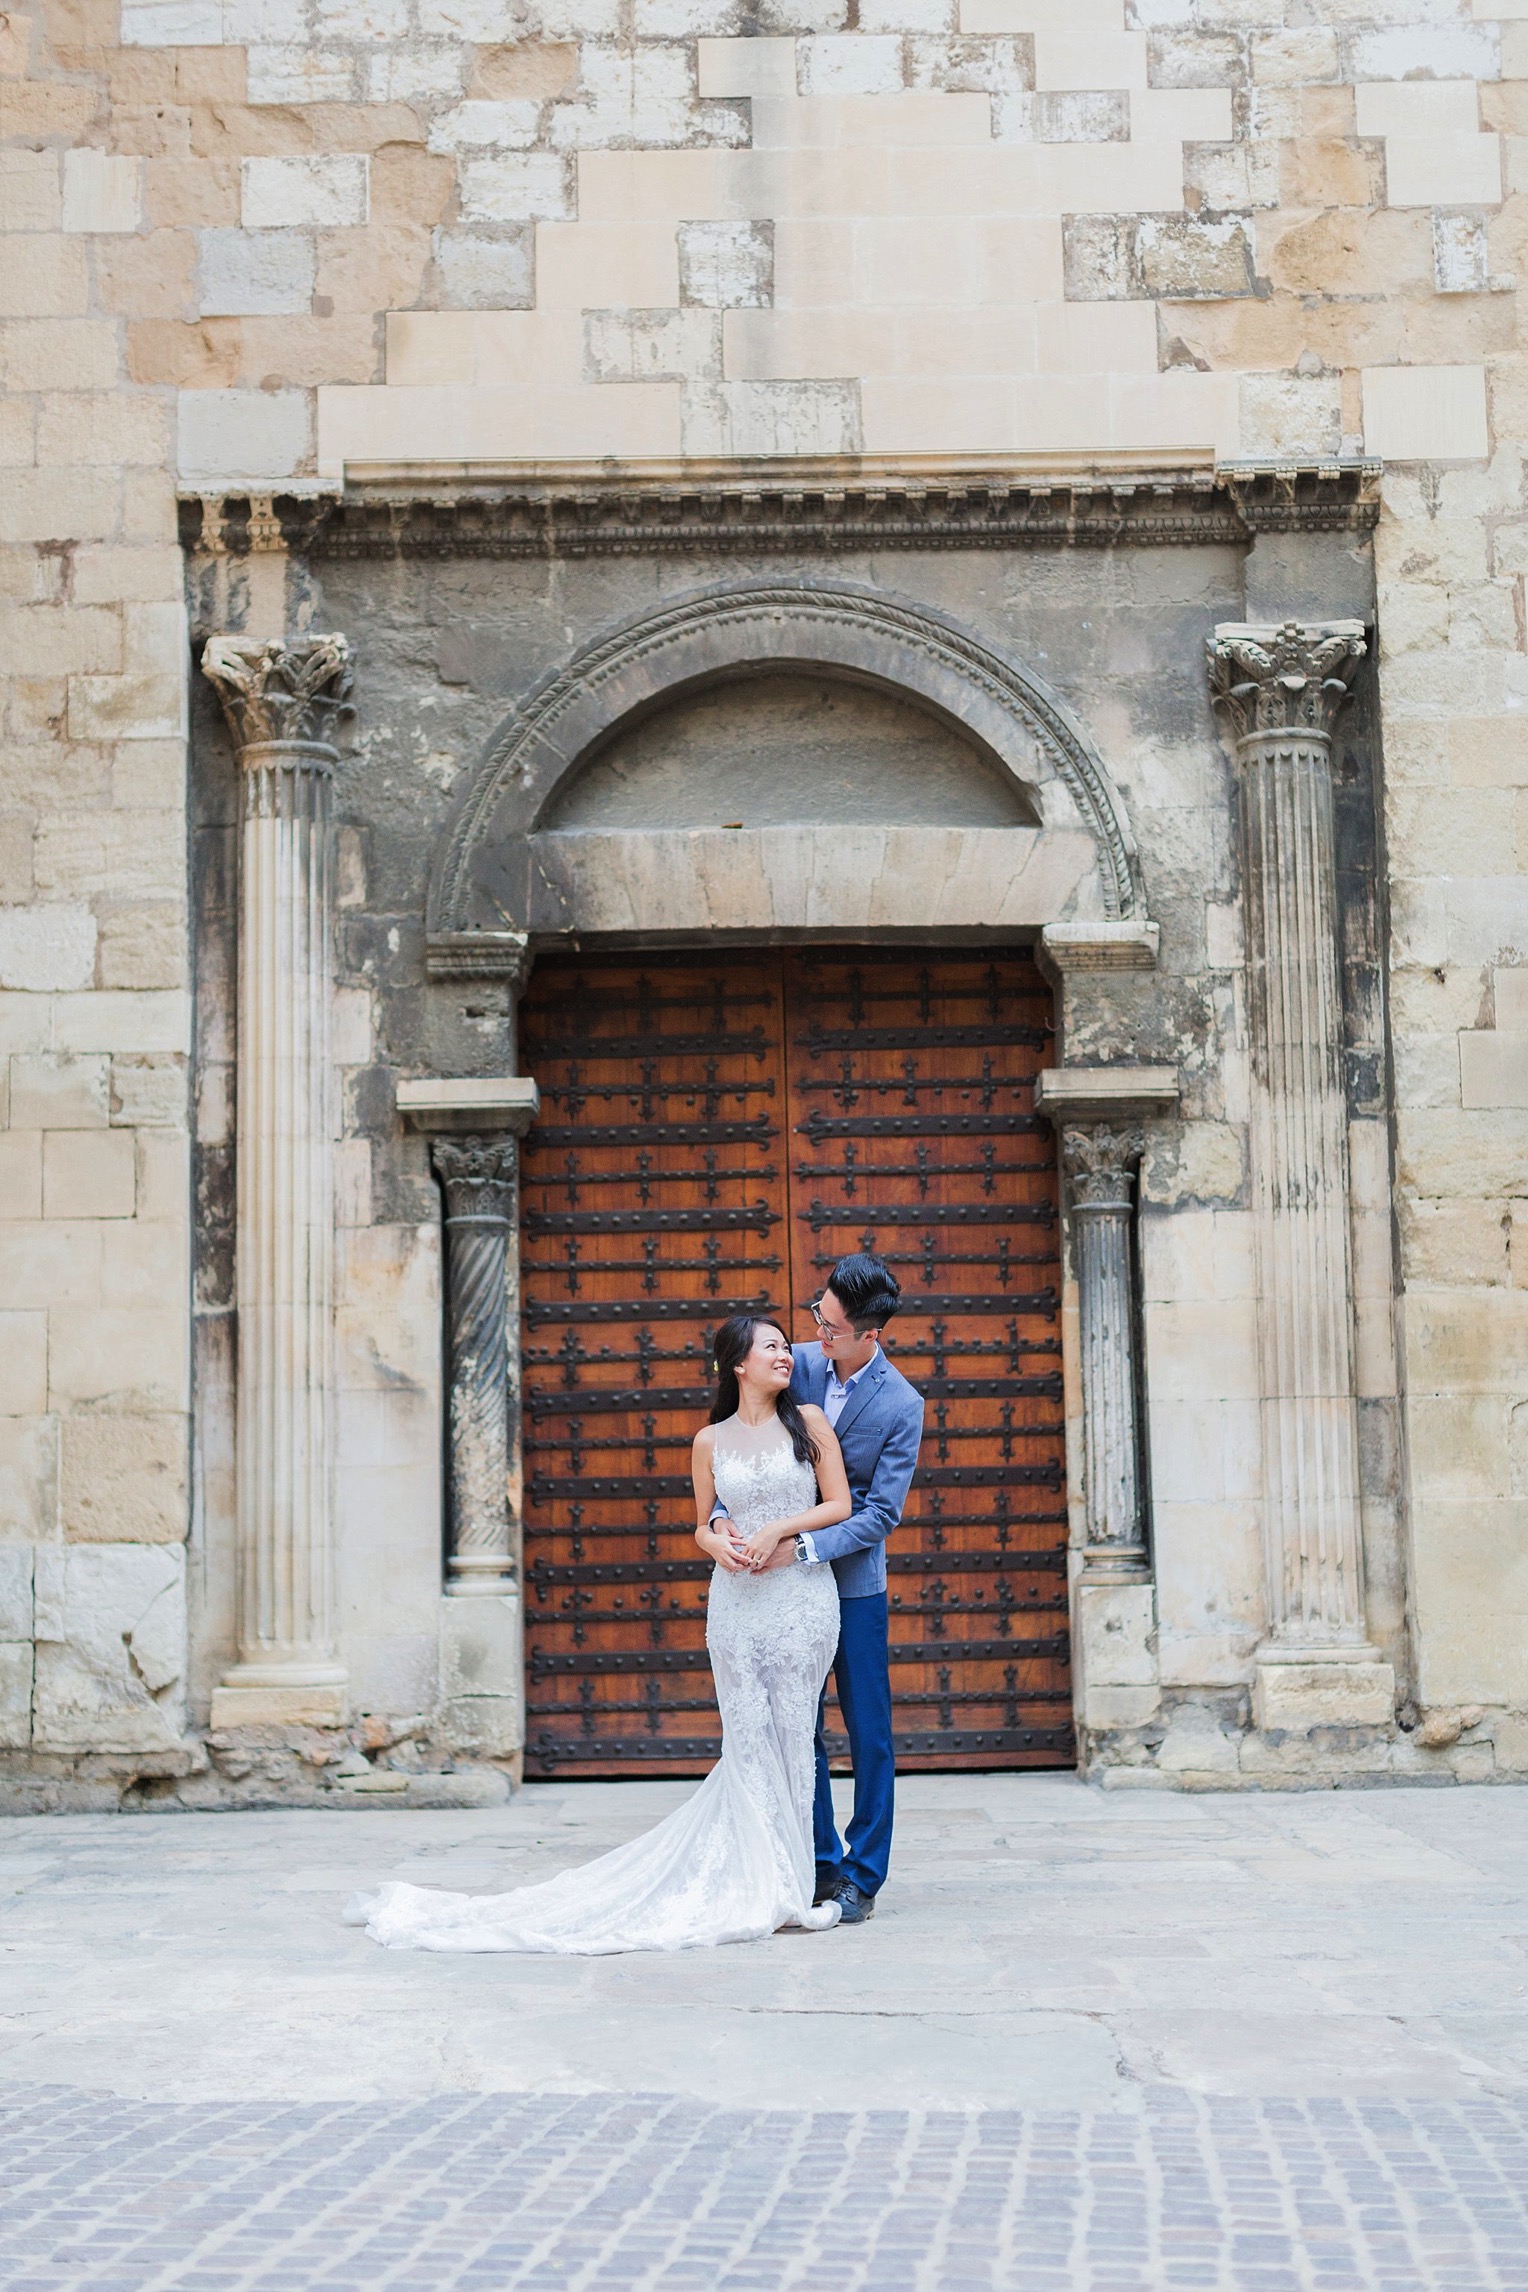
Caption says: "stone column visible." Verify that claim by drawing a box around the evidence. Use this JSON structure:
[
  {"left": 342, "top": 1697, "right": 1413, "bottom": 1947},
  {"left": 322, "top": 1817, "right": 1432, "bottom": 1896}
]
[
  {"left": 433, "top": 1136, "right": 520, "bottom": 1594},
  {"left": 1036, "top": 1062, "right": 1177, "bottom": 1739},
  {"left": 202, "top": 636, "right": 353, "bottom": 1728},
  {"left": 1208, "top": 620, "right": 1393, "bottom": 1729},
  {"left": 1062, "top": 1123, "right": 1148, "bottom": 1577},
  {"left": 397, "top": 1077, "right": 539, "bottom": 1761},
  {"left": 1035, "top": 1061, "right": 1178, "bottom": 1577}
]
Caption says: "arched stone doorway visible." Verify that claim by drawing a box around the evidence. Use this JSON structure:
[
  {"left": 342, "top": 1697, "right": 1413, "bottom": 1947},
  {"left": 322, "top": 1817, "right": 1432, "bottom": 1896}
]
[
  {"left": 414, "top": 579, "right": 1162, "bottom": 1777},
  {"left": 425, "top": 578, "right": 1146, "bottom": 958}
]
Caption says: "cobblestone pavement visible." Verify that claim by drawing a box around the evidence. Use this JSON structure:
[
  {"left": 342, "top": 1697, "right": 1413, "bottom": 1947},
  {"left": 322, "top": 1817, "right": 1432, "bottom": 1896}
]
[
  {"left": 8, "top": 1776, "right": 1528, "bottom": 2286},
  {"left": 5, "top": 2084, "right": 1528, "bottom": 2291}
]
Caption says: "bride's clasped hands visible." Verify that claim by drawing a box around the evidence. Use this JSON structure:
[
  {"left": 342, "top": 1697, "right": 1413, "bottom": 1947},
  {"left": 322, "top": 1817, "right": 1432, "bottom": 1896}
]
[{"left": 697, "top": 1514, "right": 799, "bottom": 1575}]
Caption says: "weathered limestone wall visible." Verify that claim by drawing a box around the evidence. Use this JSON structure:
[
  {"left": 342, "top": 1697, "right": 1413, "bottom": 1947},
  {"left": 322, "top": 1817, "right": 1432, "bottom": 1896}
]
[
  {"left": 0, "top": 41, "right": 192, "bottom": 1779},
  {"left": 2, "top": 0, "right": 1527, "bottom": 1795}
]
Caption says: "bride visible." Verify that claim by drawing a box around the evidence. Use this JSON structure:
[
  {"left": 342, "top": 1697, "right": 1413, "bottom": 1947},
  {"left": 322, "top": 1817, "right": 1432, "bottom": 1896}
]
[{"left": 346, "top": 1314, "right": 853, "bottom": 1954}]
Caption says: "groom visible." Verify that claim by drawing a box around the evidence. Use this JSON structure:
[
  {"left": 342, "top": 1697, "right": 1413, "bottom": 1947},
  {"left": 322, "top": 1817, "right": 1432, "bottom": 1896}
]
[{"left": 777, "top": 1252, "right": 924, "bottom": 1925}]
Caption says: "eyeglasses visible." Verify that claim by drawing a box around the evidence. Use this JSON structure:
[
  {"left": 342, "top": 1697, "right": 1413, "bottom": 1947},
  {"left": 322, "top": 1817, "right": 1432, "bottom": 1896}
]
[{"left": 810, "top": 1301, "right": 853, "bottom": 1343}]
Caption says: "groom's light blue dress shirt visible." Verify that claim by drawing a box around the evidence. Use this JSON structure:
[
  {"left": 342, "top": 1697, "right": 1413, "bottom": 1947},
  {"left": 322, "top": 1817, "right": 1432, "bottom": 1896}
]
[{"left": 798, "top": 1347, "right": 880, "bottom": 1566}]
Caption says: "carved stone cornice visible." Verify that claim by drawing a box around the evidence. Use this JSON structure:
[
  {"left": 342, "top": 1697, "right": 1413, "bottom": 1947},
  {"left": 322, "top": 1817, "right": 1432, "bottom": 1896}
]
[
  {"left": 399, "top": 1077, "right": 540, "bottom": 1134},
  {"left": 1207, "top": 621, "right": 1367, "bottom": 746},
  {"left": 1061, "top": 1123, "right": 1144, "bottom": 1212},
  {"left": 1038, "top": 922, "right": 1160, "bottom": 976},
  {"left": 432, "top": 1136, "right": 519, "bottom": 1223},
  {"left": 178, "top": 460, "right": 1380, "bottom": 567},
  {"left": 201, "top": 635, "right": 354, "bottom": 755},
  {"left": 425, "top": 930, "right": 532, "bottom": 985},
  {"left": 1218, "top": 462, "right": 1381, "bottom": 533},
  {"left": 1038, "top": 1068, "right": 1178, "bottom": 1124}
]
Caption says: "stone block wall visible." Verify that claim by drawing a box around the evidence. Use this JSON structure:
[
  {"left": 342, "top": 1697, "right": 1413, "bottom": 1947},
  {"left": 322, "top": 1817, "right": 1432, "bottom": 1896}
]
[
  {"left": 3, "top": 0, "right": 1528, "bottom": 1791},
  {"left": 0, "top": 49, "right": 191, "bottom": 1769}
]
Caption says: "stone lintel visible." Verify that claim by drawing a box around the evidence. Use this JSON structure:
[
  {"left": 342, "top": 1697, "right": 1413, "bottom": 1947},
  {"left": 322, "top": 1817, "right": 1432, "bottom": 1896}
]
[
  {"left": 398, "top": 1077, "right": 540, "bottom": 1134},
  {"left": 346, "top": 448, "right": 1217, "bottom": 491},
  {"left": 1036, "top": 1067, "right": 1180, "bottom": 1124},
  {"left": 1039, "top": 920, "right": 1160, "bottom": 974}
]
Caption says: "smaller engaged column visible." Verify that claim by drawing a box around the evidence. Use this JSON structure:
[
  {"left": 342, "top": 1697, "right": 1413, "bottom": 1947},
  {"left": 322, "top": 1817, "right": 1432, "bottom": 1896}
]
[
  {"left": 203, "top": 636, "right": 353, "bottom": 1729},
  {"left": 1062, "top": 1122, "right": 1148, "bottom": 1578},
  {"left": 1037, "top": 1056, "right": 1178, "bottom": 1741},
  {"left": 398, "top": 1079, "right": 539, "bottom": 1762},
  {"left": 433, "top": 1136, "right": 521, "bottom": 1594}
]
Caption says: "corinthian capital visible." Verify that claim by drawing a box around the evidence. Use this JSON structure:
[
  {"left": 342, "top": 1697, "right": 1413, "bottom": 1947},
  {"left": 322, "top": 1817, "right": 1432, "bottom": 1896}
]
[
  {"left": 1062, "top": 1123, "right": 1143, "bottom": 1210},
  {"left": 1207, "top": 620, "right": 1366, "bottom": 744},
  {"left": 432, "top": 1136, "right": 518, "bottom": 1222},
  {"left": 202, "top": 635, "right": 354, "bottom": 754}
]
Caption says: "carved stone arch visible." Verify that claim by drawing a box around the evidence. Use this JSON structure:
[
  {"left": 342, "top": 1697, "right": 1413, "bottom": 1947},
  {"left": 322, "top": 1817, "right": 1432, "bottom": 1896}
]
[{"left": 428, "top": 581, "right": 1143, "bottom": 939}]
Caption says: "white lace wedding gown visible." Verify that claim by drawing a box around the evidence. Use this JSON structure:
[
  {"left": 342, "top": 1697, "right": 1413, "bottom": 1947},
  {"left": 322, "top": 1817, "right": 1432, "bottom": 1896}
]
[{"left": 346, "top": 1414, "right": 842, "bottom": 1953}]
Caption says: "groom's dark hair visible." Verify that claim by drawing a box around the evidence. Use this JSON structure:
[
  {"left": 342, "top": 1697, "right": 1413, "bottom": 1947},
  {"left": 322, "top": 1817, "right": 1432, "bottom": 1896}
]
[{"left": 826, "top": 1252, "right": 902, "bottom": 1335}]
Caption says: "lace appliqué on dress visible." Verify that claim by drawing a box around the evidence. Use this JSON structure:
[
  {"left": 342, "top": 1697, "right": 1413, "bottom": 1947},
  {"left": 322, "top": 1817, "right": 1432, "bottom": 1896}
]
[{"left": 347, "top": 1416, "right": 841, "bottom": 1956}]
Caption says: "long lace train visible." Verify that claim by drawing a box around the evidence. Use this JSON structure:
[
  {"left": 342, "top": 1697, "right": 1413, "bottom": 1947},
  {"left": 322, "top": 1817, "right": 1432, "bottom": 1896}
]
[{"left": 346, "top": 1414, "right": 841, "bottom": 1954}]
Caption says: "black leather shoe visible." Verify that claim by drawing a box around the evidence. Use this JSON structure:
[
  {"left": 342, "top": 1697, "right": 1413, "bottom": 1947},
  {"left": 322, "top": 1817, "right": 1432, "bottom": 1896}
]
[
  {"left": 833, "top": 1881, "right": 875, "bottom": 1924},
  {"left": 813, "top": 1870, "right": 840, "bottom": 1907}
]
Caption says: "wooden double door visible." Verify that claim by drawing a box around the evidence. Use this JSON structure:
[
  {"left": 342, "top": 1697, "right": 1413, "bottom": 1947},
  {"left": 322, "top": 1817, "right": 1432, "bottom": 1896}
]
[{"left": 517, "top": 947, "right": 1074, "bottom": 1778}]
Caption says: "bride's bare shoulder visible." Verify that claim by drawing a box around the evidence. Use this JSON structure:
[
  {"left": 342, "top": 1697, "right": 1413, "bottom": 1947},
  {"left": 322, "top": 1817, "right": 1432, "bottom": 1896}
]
[
  {"left": 797, "top": 1403, "right": 832, "bottom": 1431},
  {"left": 692, "top": 1421, "right": 717, "bottom": 1452}
]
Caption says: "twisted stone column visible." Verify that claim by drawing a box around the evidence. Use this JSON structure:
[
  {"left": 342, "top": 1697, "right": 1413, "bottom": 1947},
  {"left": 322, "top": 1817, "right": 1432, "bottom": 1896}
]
[
  {"left": 433, "top": 1137, "right": 520, "bottom": 1593},
  {"left": 202, "top": 636, "right": 353, "bottom": 1725},
  {"left": 1209, "top": 622, "right": 1389, "bottom": 1717},
  {"left": 1062, "top": 1123, "right": 1148, "bottom": 1577}
]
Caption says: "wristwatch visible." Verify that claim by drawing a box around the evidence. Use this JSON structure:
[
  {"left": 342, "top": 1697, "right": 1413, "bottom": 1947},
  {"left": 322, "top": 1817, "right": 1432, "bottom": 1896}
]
[{"left": 794, "top": 1535, "right": 812, "bottom": 1565}]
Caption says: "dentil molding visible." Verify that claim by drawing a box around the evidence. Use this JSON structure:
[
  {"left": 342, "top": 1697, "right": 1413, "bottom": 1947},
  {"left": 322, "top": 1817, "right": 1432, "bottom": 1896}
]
[{"left": 178, "top": 459, "right": 1380, "bottom": 567}]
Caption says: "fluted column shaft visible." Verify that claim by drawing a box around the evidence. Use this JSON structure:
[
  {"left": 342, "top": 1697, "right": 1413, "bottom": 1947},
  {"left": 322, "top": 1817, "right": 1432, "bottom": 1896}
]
[
  {"left": 1063, "top": 1124, "right": 1147, "bottom": 1574},
  {"left": 203, "top": 638, "right": 353, "bottom": 1718},
  {"left": 1210, "top": 620, "right": 1370, "bottom": 1653},
  {"left": 234, "top": 743, "right": 340, "bottom": 1676},
  {"left": 433, "top": 1138, "right": 519, "bottom": 1593}
]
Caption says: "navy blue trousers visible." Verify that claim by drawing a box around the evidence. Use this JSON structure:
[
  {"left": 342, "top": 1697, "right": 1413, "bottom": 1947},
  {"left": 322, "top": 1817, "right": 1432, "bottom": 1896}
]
[{"left": 813, "top": 1592, "right": 894, "bottom": 1898}]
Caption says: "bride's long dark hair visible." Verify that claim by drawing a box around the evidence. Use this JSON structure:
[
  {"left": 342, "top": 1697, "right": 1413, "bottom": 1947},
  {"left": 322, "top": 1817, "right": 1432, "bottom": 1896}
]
[{"left": 709, "top": 1315, "right": 819, "bottom": 1468}]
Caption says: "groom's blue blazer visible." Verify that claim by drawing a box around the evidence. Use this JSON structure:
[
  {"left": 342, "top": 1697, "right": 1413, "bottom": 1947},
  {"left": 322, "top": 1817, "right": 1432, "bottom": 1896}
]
[{"left": 788, "top": 1344, "right": 925, "bottom": 1601}]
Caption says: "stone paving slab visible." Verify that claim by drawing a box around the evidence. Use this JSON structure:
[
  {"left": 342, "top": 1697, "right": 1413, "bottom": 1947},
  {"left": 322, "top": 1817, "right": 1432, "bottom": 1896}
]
[
  {"left": 5, "top": 1775, "right": 1528, "bottom": 2109},
  {"left": 7, "top": 1775, "right": 1528, "bottom": 2286}
]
